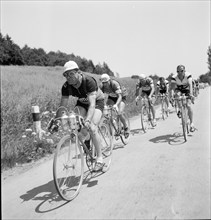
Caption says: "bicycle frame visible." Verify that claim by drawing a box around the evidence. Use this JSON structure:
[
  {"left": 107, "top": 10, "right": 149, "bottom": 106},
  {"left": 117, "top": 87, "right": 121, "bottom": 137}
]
[
  {"left": 139, "top": 96, "right": 154, "bottom": 132},
  {"left": 103, "top": 105, "right": 130, "bottom": 145},
  {"left": 157, "top": 93, "right": 169, "bottom": 120},
  {"left": 53, "top": 107, "right": 113, "bottom": 201},
  {"left": 174, "top": 94, "right": 190, "bottom": 141}
]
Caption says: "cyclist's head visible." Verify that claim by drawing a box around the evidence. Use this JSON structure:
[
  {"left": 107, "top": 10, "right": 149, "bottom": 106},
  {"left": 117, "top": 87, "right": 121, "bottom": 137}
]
[
  {"left": 159, "top": 77, "right": 165, "bottom": 82},
  {"left": 177, "top": 65, "right": 185, "bottom": 77},
  {"left": 63, "top": 61, "right": 80, "bottom": 87},
  {"left": 63, "top": 61, "right": 79, "bottom": 76},
  {"left": 100, "top": 73, "right": 110, "bottom": 83},
  {"left": 177, "top": 65, "right": 185, "bottom": 73},
  {"left": 139, "top": 74, "right": 146, "bottom": 82}
]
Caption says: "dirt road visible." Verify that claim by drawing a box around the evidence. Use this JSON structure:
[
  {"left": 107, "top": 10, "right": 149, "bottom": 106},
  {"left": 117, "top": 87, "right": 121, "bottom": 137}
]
[{"left": 2, "top": 87, "right": 210, "bottom": 219}]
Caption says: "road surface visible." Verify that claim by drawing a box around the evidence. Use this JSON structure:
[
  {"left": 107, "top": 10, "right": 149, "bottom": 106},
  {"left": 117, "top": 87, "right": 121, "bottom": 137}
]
[{"left": 2, "top": 87, "right": 210, "bottom": 219}]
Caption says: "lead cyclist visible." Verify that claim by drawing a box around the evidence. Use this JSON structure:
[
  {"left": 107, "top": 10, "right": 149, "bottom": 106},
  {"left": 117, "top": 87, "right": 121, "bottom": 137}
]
[{"left": 170, "top": 65, "right": 195, "bottom": 132}]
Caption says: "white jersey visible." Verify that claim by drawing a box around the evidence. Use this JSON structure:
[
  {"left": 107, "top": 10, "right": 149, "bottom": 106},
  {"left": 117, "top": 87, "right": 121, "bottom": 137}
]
[{"left": 171, "top": 72, "right": 192, "bottom": 90}]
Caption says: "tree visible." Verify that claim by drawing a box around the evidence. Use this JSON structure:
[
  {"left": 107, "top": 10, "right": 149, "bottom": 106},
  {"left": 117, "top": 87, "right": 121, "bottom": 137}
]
[
  {"left": 131, "top": 75, "right": 139, "bottom": 79},
  {"left": 0, "top": 33, "right": 24, "bottom": 65}
]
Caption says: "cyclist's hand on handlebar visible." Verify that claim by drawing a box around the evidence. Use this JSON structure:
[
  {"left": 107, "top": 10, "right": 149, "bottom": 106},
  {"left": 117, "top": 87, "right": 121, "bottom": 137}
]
[
  {"left": 113, "top": 104, "right": 119, "bottom": 112},
  {"left": 84, "top": 119, "right": 91, "bottom": 129}
]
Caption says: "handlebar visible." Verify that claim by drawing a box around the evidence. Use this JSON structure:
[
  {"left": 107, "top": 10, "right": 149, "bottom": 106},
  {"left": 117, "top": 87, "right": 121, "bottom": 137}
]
[{"left": 48, "top": 110, "right": 85, "bottom": 134}]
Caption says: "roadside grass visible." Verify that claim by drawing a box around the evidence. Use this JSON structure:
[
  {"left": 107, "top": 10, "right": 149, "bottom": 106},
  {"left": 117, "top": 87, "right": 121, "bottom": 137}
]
[{"left": 1, "top": 66, "right": 140, "bottom": 170}]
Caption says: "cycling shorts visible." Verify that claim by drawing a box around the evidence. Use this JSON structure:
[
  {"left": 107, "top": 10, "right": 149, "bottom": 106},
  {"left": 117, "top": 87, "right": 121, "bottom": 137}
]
[
  {"left": 107, "top": 96, "right": 127, "bottom": 105},
  {"left": 142, "top": 90, "right": 155, "bottom": 97},
  {"left": 76, "top": 99, "right": 104, "bottom": 113},
  {"left": 159, "top": 89, "right": 167, "bottom": 94},
  {"left": 175, "top": 88, "right": 190, "bottom": 96}
]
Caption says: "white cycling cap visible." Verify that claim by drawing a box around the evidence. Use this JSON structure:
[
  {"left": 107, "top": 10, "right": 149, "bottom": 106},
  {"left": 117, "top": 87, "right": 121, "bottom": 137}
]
[
  {"left": 139, "top": 74, "right": 146, "bottom": 79},
  {"left": 101, "top": 73, "right": 110, "bottom": 82},
  {"left": 63, "top": 61, "right": 79, "bottom": 73}
]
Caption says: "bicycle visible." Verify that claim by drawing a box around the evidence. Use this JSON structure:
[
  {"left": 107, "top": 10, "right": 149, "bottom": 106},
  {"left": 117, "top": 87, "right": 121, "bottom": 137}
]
[
  {"left": 173, "top": 94, "right": 191, "bottom": 142},
  {"left": 102, "top": 105, "right": 130, "bottom": 145},
  {"left": 50, "top": 106, "right": 113, "bottom": 201},
  {"left": 157, "top": 93, "right": 169, "bottom": 120},
  {"left": 136, "top": 96, "right": 155, "bottom": 133}
]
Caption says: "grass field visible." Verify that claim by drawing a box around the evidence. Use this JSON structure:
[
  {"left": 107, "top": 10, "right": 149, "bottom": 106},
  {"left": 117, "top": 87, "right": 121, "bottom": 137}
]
[{"left": 1, "top": 65, "right": 140, "bottom": 170}]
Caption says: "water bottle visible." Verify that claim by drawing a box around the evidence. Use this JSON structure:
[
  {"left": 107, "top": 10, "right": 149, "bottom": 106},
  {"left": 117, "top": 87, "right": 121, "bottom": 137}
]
[
  {"left": 69, "top": 113, "right": 76, "bottom": 130},
  {"left": 61, "top": 112, "right": 69, "bottom": 131}
]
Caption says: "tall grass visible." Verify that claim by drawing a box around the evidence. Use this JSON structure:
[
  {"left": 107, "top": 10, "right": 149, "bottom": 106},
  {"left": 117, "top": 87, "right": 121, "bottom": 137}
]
[{"left": 1, "top": 66, "right": 138, "bottom": 170}]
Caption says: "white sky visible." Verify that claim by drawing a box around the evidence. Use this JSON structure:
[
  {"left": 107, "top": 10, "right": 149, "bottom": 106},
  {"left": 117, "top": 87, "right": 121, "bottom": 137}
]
[{"left": 1, "top": 0, "right": 210, "bottom": 78}]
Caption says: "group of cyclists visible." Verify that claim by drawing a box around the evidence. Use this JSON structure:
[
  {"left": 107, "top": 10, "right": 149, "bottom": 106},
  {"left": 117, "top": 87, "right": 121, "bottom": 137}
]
[{"left": 49, "top": 60, "right": 198, "bottom": 172}]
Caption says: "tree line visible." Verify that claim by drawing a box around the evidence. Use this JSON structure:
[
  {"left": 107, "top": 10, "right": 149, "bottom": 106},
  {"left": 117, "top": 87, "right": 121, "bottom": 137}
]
[
  {"left": 0, "top": 32, "right": 114, "bottom": 76},
  {"left": 0, "top": 32, "right": 210, "bottom": 84}
]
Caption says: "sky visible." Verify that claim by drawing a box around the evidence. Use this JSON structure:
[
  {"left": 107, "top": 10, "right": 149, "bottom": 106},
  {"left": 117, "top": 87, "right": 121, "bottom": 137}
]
[{"left": 1, "top": 0, "right": 210, "bottom": 79}]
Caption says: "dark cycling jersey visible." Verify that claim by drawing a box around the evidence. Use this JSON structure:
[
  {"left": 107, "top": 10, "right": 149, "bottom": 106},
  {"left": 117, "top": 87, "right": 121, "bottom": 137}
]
[
  {"left": 135, "top": 77, "right": 154, "bottom": 96},
  {"left": 157, "top": 80, "right": 169, "bottom": 91},
  {"left": 100, "top": 79, "right": 127, "bottom": 98},
  {"left": 62, "top": 72, "right": 104, "bottom": 104}
]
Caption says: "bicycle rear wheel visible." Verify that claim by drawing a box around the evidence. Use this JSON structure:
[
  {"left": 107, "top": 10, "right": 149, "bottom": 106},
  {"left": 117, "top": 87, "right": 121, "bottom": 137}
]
[
  {"left": 99, "top": 123, "right": 114, "bottom": 172},
  {"left": 53, "top": 134, "right": 84, "bottom": 201}
]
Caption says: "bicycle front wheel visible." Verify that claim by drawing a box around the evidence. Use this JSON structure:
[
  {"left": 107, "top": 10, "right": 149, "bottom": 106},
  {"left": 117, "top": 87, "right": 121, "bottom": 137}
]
[
  {"left": 162, "top": 101, "right": 168, "bottom": 120},
  {"left": 119, "top": 112, "right": 130, "bottom": 145},
  {"left": 53, "top": 134, "right": 84, "bottom": 201},
  {"left": 181, "top": 107, "right": 187, "bottom": 142},
  {"left": 141, "top": 106, "right": 149, "bottom": 132},
  {"left": 99, "top": 123, "right": 114, "bottom": 172}
]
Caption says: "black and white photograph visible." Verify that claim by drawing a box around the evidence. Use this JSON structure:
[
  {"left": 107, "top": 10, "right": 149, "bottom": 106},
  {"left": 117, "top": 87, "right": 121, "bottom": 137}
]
[{"left": 1, "top": 0, "right": 210, "bottom": 219}]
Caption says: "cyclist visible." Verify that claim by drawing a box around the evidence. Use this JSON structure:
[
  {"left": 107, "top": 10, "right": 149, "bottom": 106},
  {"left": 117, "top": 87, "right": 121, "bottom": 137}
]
[
  {"left": 194, "top": 79, "right": 200, "bottom": 96},
  {"left": 49, "top": 60, "right": 105, "bottom": 172},
  {"left": 192, "top": 78, "right": 196, "bottom": 97},
  {"left": 157, "top": 77, "right": 170, "bottom": 111},
  {"left": 135, "top": 74, "right": 157, "bottom": 126},
  {"left": 170, "top": 65, "right": 195, "bottom": 132},
  {"left": 99, "top": 73, "right": 129, "bottom": 138}
]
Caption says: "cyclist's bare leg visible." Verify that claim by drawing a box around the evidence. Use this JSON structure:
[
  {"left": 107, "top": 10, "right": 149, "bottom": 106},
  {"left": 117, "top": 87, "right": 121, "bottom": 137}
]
[
  {"left": 118, "top": 101, "right": 127, "bottom": 128},
  {"left": 89, "top": 109, "right": 103, "bottom": 163},
  {"left": 75, "top": 106, "right": 90, "bottom": 141},
  {"left": 149, "top": 96, "right": 156, "bottom": 120},
  {"left": 165, "top": 94, "right": 169, "bottom": 108},
  {"left": 187, "top": 99, "right": 193, "bottom": 124}
]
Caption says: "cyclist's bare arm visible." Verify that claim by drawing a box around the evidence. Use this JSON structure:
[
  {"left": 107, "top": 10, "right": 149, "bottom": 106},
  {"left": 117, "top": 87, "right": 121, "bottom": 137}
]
[
  {"left": 148, "top": 84, "right": 155, "bottom": 98},
  {"left": 86, "top": 91, "right": 97, "bottom": 122},
  {"left": 103, "top": 93, "right": 109, "bottom": 105},
  {"left": 166, "top": 84, "right": 170, "bottom": 93},
  {"left": 188, "top": 77, "right": 193, "bottom": 97},
  {"left": 169, "top": 81, "right": 176, "bottom": 98},
  {"left": 115, "top": 92, "right": 123, "bottom": 106}
]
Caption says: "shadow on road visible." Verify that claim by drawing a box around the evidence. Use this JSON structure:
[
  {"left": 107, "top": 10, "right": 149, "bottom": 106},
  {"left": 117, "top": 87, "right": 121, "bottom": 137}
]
[
  {"left": 20, "top": 179, "right": 68, "bottom": 213},
  {"left": 149, "top": 132, "right": 186, "bottom": 145},
  {"left": 19, "top": 170, "right": 99, "bottom": 213}
]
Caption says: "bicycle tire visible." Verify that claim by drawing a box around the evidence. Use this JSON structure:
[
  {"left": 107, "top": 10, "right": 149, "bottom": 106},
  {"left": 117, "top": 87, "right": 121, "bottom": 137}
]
[
  {"left": 85, "top": 139, "right": 96, "bottom": 172},
  {"left": 119, "top": 112, "right": 130, "bottom": 145},
  {"left": 163, "top": 100, "right": 169, "bottom": 120},
  {"left": 141, "top": 105, "right": 149, "bottom": 133},
  {"left": 181, "top": 107, "right": 187, "bottom": 142},
  {"left": 53, "top": 134, "right": 84, "bottom": 201},
  {"left": 161, "top": 100, "right": 165, "bottom": 120},
  {"left": 99, "top": 123, "right": 114, "bottom": 172}
]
